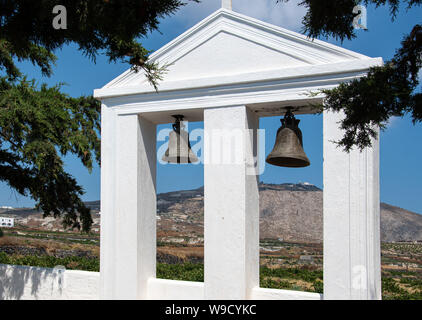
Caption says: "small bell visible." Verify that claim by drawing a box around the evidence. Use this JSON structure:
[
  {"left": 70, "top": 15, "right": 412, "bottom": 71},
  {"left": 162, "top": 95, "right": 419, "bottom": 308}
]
[
  {"left": 266, "top": 108, "right": 310, "bottom": 168},
  {"left": 162, "top": 115, "right": 199, "bottom": 164}
]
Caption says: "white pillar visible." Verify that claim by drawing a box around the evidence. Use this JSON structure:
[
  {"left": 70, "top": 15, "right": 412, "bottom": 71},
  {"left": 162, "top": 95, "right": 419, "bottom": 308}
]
[
  {"left": 204, "top": 106, "right": 260, "bottom": 300},
  {"left": 100, "top": 112, "right": 156, "bottom": 299},
  {"left": 100, "top": 104, "right": 116, "bottom": 299},
  {"left": 323, "top": 110, "right": 381, "bottom": 300}
]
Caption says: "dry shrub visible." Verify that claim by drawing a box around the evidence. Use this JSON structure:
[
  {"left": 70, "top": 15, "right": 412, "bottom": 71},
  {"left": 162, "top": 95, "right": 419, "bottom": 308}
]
[
  {"left": 158, "top": 246, "right": 204, "bottom": 260},
  {"left": 0, "top": 235, "right": 99, "bottom": 257}
]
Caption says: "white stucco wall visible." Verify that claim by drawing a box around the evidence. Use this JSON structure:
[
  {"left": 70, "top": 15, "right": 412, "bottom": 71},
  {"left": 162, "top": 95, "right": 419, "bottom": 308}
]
[
  {"left": 0, "top": 264, "right": 323, "bottom": 300},
  {"left": 147, "top": 279, "right": 323, "bottom": 300},
  {"left": 0, "top": 264, "right": 99, "bottom": 300}
]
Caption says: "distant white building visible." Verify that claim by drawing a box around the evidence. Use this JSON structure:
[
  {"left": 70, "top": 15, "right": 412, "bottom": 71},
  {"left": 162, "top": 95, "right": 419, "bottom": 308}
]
[{"left": 0, "top": 217, "right": 14, "bottom": 228}]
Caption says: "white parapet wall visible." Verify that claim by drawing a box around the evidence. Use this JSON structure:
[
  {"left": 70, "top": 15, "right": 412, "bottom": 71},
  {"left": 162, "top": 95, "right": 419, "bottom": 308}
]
[
  {"left": 251, "top": 287, "right": 322, "bottom": 300},
  {"left": 0, "top": 264, "right": 100, "bottom": 300},
  {"left": 0, "top": 264, "right": 323, "bottom": 300},
  {"left": 147, "top": 279, "right": 323, "bottom": 300},
  {"left": 147, "top": 279, "right": 205, "bottom": 300}
]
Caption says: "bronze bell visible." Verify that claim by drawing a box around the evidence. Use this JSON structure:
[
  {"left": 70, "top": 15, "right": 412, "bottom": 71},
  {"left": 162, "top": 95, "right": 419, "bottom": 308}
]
[
  {"left": 266, "top": 108, "right": 310, "bottom": 168},
  {"left": 162, "top": 115, "right": 199, "bottom": 164}
]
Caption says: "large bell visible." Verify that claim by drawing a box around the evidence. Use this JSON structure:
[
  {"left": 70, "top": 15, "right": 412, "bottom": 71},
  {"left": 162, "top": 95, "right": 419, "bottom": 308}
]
[
  {"left": 162, "top": 115, "right": 199, "bottom": 164},
  {"left": 266, "top": 108, "right": 310, "bottom": 168}
]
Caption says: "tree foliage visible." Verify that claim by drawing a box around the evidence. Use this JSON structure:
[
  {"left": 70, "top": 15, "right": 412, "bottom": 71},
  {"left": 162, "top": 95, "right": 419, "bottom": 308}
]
[
  {"left": 0, "top": 0, "right": 195, "bottom": 231},
  {"left": 0, "top": 78, "right": 100, "bottom": 230},
  {"left": 0, "top": 0, "right": 198, "bottom": 86},
  {"left": 321, "top": 24, "right": 421, "bottom": 150},
  {"left": 279, "top": 0, "right": 421, "bottom": 150}
]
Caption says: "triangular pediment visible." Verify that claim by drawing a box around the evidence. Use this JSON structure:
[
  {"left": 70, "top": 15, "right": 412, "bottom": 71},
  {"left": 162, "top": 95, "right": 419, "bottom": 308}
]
[{"left": 101, "top": 8, "right": 372, "bottom": 93}]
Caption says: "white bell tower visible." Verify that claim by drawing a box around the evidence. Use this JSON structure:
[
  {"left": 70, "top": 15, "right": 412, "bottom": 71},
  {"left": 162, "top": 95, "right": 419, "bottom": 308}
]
[{"left": 95, "top": 5, "right": 382, "bottom": 301}]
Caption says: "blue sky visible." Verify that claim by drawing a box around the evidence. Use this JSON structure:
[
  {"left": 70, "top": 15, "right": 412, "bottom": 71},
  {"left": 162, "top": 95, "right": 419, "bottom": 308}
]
[{"left": 0, "top": 0, "right": 421, "bottom": 214}]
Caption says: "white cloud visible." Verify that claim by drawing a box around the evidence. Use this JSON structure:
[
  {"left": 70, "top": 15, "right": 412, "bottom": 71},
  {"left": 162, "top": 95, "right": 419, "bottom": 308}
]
[
  {"left": 234, "top": 0, "right": 306, "bottom": 31},
  {"left": 387, "top": 116, "right": 400, "bottom": 128},
  {"left": 175, "top": 0, "right": 306, "bottom": 32}
]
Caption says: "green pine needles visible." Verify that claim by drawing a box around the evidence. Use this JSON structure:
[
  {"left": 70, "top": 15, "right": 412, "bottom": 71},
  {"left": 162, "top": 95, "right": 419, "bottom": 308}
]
[
  {"left": 0, "top": 0, "right": 198, "bottom": 231},
  {"left": 278, "top": 0, "right": 421, "bottom": 151}
]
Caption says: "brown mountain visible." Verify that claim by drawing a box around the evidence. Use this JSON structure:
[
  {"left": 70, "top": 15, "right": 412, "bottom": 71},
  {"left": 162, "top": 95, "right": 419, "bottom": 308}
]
[
  {"left": 258, "top": 183, "right": 323, "bottom": 242},
  {"left": 156, "top": 183, "right": 422, "bottom": 243},
  {"left": 2, "top": 183, "right": 421, "bottom": 243},
  {"left": 380, "top": 203, "right": 422, "bottom": 242}
]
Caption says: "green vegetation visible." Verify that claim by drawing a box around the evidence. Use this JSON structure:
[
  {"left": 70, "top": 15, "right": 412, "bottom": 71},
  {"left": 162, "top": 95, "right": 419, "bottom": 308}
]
[
  {"left": 0, "top": 0, "right": 199, "bottom": 232},
  {"left": 2, "top": 228, "right": 99, "bottom": 246},
  {"left": 261, "top": 266, "right": 322, "bottom": 283},
  {"left": 382, "top": 269, "right": 422, "bottom": 300},
  {"left": 0, "top": 252, "right": 323, "bottom": 293},
  {"left": 382, "top": 242, "right": 422, "bottom": 255},
  {"left": 1, "top": 252, "right": 422, "bottom": 299},
  {"left": 260, "top": 266, "right": 323, "bottom": 293},
  {"left": 1, "top": 237, "right": 422, "bottom": 299},
  {"left": 157, "top": 263, "right": 204, "bottom": 282},
  {"left": 382, "top": 277, "right": 422, "bottom": 300},
  {"left": 0, "top": 252, "right": 99, "bottom": 271}
]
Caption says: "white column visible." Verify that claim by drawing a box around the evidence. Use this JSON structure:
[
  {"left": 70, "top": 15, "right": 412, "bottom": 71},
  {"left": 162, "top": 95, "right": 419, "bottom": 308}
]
[
  {"left": 100, "top": 112, "right": 156, "bottom": 299},
  {"left": 204, "top": 106, "right": 260, "bottom": 300},
  {"left": 100, "top": 103, "right": 116, "bottom": 299},
  {"left": 323, "top": 110, "right": 381, "bottom": 300}
]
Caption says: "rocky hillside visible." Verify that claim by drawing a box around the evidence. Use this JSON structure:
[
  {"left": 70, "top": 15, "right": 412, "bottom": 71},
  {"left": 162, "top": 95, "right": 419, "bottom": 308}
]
[
  {"left": 1, "top": 183, "right": 421, "bottom": 242},
  {"left": 154, "top": 183, "right": 422, "bottom": 243},
  {"left": 380, "top": 203, "right": 422, "bottom": 242},
  {"left": 259, "top": 183, "right": 323, "bottom": 242},
  {"left": 0, "top": 207, "right": 101, "bottom": 233}
]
